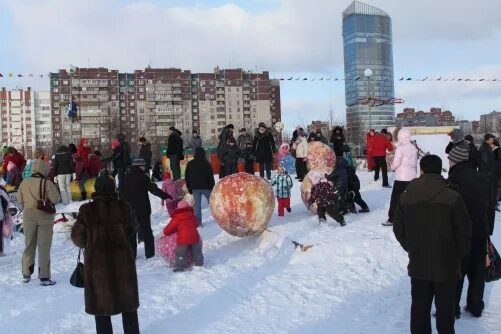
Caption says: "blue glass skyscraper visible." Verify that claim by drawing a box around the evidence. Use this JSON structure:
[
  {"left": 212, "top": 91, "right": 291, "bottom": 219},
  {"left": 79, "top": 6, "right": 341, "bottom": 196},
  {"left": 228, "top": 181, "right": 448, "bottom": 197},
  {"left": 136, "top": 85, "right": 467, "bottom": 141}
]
[{"left": 343, "top": 1, "right": 395, "bottom": 146}]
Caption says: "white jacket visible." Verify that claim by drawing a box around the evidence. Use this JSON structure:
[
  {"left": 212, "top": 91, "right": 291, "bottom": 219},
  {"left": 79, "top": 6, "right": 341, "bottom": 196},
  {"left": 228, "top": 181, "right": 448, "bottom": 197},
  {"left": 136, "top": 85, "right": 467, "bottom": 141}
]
[
  {"left": 391, "top": 128, "right": 418, "bottom": 182},
  {"left": 294, "top": 137, "right": 309, "bottom": 158}
]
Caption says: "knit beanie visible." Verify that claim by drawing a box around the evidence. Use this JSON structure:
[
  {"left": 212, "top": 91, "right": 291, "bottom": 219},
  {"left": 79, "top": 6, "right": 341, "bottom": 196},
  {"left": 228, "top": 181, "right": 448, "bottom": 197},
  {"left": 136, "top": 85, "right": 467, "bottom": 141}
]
[{"left": 448, "top": 144, "right": 469, "bottom": 164}]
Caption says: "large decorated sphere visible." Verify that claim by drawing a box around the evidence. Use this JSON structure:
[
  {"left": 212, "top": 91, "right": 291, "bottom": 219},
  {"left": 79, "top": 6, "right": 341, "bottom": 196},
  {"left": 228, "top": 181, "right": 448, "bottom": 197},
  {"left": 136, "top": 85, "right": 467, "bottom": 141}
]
[
  {"left": 210, "top": 173, "right": 275, "bottom": 237},
  {"left": 155, "top": 233, "right": 202, "bottom": 266},
  {"left": 300, "top": 167, "right": 334, "bottom": 213},
  {"left": 307, "top": 142, "right": 335, "bottom": 170},
  {"left": 70, "top": 178, "right": 96, "bottom": 201},
  {"left": 280, "top": 154, "right": 296, "bottom": 175}
]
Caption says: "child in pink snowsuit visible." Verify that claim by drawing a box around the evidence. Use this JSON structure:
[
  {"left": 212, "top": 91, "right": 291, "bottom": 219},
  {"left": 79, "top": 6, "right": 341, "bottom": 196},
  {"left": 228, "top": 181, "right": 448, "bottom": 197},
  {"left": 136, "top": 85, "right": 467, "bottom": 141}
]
[
  {"left": 161, "top": 172, "right": 182, "bottom": 216},
  {"left": 278, "top": 143, "right": 290, "bottom": 161}
]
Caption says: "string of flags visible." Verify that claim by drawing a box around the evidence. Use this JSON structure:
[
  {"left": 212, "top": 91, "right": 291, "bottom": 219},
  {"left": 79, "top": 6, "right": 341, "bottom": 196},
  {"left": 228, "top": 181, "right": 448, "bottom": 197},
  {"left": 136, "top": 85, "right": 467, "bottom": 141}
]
[{"left": 0, "top": 72, "right": 500, "bottom": 82}]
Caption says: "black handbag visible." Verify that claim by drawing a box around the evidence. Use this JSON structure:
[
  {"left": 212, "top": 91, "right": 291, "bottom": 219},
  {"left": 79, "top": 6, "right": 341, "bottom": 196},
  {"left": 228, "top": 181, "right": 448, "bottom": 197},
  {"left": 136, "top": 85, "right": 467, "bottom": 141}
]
[
  {"left": 486, "top": 239, "right": 501, "bottom": 283},
  {"left": 36, "top": 178, "right": 56, "bottom": 214},
  {"left": 70, "top": 249, "right": 84, "bottom": 288}
]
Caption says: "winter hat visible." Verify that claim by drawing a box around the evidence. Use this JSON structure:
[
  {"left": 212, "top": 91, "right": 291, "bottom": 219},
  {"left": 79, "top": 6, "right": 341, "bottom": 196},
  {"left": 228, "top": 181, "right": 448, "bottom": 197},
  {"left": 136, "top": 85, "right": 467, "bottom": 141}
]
[
  {"left": 163, "top": 171, "right": 171, "bottom": 180},
  {"left": 448, "top": 128, "right": 464, "bottom": 143},
  {"left": 381, "top": 128, "right": 388, "bottom": 134},
  {"left": 448, "top": 144, "right": 470, "bottom": 164},
  {"left": 464, "top": 135, "right": 474, "bottom": 142},
  {"left": 258, "top": 122, "right": 267, "bottom": 129},
  {"left": 111, "top": 139, "right": 120, "bottom": 149},
  {"left": 239, "top": 128, "right": 247, "bottom": 132},
  {"left": 177, "top": 200, "right": 191, "bottom": 209},
  {"left": 94, "top": 172, "right": 116, "bottom": 195},
  {"left": 227, "top": 124, "right": 234, "bottom": 129},
  {"left": 132, "top": 158, "right": 146, "bottom": 167},
  {"left": 484, "top": 133, "right": 495, "bottom": 141}
]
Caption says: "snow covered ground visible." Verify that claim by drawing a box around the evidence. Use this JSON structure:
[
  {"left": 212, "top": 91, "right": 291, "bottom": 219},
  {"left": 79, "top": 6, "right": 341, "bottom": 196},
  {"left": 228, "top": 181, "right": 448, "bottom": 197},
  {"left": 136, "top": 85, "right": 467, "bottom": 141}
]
[
  {"left": 1, "top": 135, "right": 500, "bottom": 333},
  {"left": 0, "top": 171, "right": 500, "bottom": 334}
]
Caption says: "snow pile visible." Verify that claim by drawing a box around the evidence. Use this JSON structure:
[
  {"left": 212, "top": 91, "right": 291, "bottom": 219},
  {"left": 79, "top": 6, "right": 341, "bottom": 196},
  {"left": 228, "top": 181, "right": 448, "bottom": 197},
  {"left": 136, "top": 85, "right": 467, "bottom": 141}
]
[{"left": 0, "top": 159, "right": 500, "bottom": 332}]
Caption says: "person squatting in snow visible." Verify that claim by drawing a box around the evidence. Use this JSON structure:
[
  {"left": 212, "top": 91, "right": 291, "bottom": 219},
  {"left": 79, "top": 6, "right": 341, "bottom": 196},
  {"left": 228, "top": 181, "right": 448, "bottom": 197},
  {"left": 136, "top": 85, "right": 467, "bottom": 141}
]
[
  {"left": 308, "top": 177, "right": 346, "bottom": 226},
  {"left": 162, "top": 200, "right": 203, "bottom": 272},
  {"left": 270, "top": 164, "right": 293, "bottom": 217}
]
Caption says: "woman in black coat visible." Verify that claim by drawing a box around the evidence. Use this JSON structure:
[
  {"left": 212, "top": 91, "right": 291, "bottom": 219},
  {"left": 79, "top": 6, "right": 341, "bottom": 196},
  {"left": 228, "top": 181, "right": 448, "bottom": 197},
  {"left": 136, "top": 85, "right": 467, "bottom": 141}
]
[
  {"left": 252, "top": 123, "right": 276, "bottom": 180},
  {"left": 330, "top": 126, "right": 346, "bottom": 157}
]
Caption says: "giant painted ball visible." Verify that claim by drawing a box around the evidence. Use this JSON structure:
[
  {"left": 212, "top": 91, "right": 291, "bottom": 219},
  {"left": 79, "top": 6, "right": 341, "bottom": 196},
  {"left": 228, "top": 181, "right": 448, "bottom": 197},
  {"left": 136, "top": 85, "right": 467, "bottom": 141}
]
[
  {"left": 307, "top": 142, "right": 335, "bottom": 170},
  {"left": 210, "top": 173, "right": 275, "bottom": 237}
]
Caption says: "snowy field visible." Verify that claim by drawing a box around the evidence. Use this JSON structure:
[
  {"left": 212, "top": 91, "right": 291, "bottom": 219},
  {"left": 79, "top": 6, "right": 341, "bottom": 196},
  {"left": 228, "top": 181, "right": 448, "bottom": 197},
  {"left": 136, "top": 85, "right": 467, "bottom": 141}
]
[{"left": 0, "top": 135, "right": 500, "bottom": 333}]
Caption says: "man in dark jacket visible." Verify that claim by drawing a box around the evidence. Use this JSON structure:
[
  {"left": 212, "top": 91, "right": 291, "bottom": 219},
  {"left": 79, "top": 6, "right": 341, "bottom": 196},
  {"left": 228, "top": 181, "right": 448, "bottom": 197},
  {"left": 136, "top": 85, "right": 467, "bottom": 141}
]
[
  {"left": 217, "top": 124, "right": 235, "bottom": 178},
  {"left": 393, "top": 155, "right": 472, "bottom": 334},
  {"left": 447, "top": 144, "right": 489, "bottom": 318},
  {"left": 138, "top": 137, "right": 153, "bottom": 174},
  {"left": 330, "top": 126, "right": 345, "bottom": 157},
  {"left": 53, "top": 145, "right": 74, "bottom": 205},
  {"left": 478, "top": 133, "right": 496, "bottom": 234},
  {"left": 325, "top": 157, "right": 349, "bottom": 214},
  {"left": 120, "top": 158, "right": 171, "bottom": 259},
  {"left": 237, "top": 128, "right": 253, "bottom": 151},
  {"left": 185, "top": 147, "right": 215, "bottom": 225},
  {"left": 346, "top": 164, "right": 369, "bottom": 213},
  {"left": 166, "top": 127, "right": 184, "bottom": 181},
  {"left": 252, "top": 122, "right": 276, "bottom": 180},
  {"left": 220, "top": 137, "right": 241, "bottom": 176}
]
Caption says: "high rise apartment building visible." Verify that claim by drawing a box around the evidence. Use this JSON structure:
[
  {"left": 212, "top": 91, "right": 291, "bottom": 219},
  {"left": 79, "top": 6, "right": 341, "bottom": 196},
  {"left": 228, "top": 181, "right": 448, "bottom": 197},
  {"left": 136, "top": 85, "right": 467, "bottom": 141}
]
[
  {"left": 343, "top": 1, "right": 395, "bottom": 146},
  {"left": 49, "top": 67, "right": 281, "bottom": 149},
  {"left": 0, "top": 87, "right": 37, "bottom": 157}
]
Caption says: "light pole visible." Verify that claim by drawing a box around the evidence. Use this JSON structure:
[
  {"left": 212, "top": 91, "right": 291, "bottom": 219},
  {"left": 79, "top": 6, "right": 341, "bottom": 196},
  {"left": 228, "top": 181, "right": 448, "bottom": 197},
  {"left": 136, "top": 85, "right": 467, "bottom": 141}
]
[{"left": 364, "top": 68, "right": 373, "bottom": 132}]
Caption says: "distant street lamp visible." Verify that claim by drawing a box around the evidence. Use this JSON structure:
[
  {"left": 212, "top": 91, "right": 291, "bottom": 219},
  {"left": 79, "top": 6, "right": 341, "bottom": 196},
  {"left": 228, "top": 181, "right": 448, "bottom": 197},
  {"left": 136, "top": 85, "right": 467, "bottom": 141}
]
[{"left": 364, "top": 68, "right": 373, "bottom": 132}]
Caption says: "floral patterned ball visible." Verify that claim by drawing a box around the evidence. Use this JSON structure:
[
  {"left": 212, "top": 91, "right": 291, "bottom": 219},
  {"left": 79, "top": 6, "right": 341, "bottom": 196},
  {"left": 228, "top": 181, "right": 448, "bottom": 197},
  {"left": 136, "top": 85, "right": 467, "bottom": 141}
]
[
  {"left": 210, "top": 173, "right": 275, "bottom": 237},
  {"left": 307, "top": 142, "right": 335, "bottom": 170}
]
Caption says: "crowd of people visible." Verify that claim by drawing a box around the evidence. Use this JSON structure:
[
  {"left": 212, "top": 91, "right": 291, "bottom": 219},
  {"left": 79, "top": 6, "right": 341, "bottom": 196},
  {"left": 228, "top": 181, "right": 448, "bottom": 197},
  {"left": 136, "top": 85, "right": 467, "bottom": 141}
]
[{"left": 0, "top": 124, "right": 499, "bottom": 333}]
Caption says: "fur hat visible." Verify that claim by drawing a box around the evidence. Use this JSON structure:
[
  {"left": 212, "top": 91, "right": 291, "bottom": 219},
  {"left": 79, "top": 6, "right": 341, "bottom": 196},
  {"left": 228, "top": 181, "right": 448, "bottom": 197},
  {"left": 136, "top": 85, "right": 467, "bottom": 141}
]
[
  {"left": 177, "top": 200, "right": 191, "bottom": 209},
  {"left": 94, "top": 171, "right": 116, "bottom": 195}
]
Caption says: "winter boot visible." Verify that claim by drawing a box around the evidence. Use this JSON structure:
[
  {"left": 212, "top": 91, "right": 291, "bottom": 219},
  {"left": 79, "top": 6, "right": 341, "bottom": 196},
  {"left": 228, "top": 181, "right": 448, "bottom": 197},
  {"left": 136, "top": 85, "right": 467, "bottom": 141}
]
[
  {"left": 359, "top": 208, "right": 370, "bottom": 213},
  {"left": 286, "top": 207, "right": 291, "bottom": 213},
  {"left": 40, "top": 279, "right": 56, "bottom": 286},
  {"left": 339, "top": 220, "right": 346, "bottom": 227},
  {"left": 81, "top": 191, "right": 87, "bottom": 201},
  {"left": 382, "top": 220, "right": 393, "bottom": 226},
  {"left": 22, "top": 276, "right": 31, "bottom": 283},
  {"left": 318, "top": 217, "right": 327, "bottom": 223}
]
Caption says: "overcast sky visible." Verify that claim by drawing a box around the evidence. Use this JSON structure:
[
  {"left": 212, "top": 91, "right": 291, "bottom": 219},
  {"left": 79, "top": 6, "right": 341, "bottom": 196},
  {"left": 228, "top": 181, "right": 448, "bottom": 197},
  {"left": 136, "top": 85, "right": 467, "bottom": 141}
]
[{"left": 0, "top": 0, "right": 500, "bottom": 130}]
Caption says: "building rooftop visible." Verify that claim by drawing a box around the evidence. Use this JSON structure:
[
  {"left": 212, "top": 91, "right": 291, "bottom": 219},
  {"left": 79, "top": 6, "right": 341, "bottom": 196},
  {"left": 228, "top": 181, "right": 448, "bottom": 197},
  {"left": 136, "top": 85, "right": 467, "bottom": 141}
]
[{"left": 343, "top": 1, "right": 389, "bottom": 18}]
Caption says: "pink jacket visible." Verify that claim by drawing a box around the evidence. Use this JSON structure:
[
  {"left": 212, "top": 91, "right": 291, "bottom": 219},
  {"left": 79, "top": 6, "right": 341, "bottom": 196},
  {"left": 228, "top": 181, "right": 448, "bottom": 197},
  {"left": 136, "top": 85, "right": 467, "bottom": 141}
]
[
  {"left": 278, "top": 143, "right": 290, "bottom": 160},
  {"left": 390, "top": 128, "right": 418, "bottom": 182},
  {"left": 162, "top": 179, "right": 181, "bottom": 201}
]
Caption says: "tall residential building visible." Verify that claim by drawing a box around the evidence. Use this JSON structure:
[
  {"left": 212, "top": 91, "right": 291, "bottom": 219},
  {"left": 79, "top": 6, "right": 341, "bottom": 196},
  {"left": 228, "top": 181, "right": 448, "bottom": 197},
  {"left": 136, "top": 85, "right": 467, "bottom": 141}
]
[
  {"left": 33, "top": 91, "right": 52, "bottom": 151},
  {"left": 342, "top": 1, "right": 395, "bottom": 146},
  {"left": 50, "top": 68, "right": 120, "bottom": 148},
  {"left": 0, "top": 87, "right": 36, "bottom": 157},
  {"left": 479, "top": 111, "right": 501, "bottom": 135},
  {"left": 50, "top": 67, "right": 281, "bottom": 151},
  {"left": 396, "top": 107, "right": 456, "bottom": 127}
]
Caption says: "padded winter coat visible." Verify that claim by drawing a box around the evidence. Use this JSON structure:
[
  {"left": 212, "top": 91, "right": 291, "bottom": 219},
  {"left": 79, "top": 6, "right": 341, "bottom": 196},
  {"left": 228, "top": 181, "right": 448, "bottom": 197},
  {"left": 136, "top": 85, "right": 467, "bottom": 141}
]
[
  {"left": 2, "top": 152, "right": 26, "bottom": 175},
  {"left": 369, "top": 134, "right": 393, "bottom": 157},
  {"left": 166, "top": 133, "right": 184, "bottom": 157},
  {"left": 185, "top": 148, "right": 215, "bottom": 192},
  {"left": 271, "top": 173, "right": 293, "bottom": 198},
  {"left": 253, "top": 129, "right": 276, "bottom": 163},
  {"left": 478, "top": 142, "right": 495, "bottom": 177},
  {"left": 17, "top": 160, "right": 61, "bottom": 225},
  {"left": 330, "top": 127, "right": 346, "bottom": 157},
  {"left": 448, "top": 162, "right": 491, "bottom": 237},
  {"left": 138, "top": 141, "right": 153, "bottom": 169},
  {"left": 53, "top": 146, "right": 74, "bottom": 176},
  {"left": 163, "top": 207, "right": 201, "bottom": 245},
  {"left": 71, "top": 194, "right": 139, "bottom": 316},
  {"left": 326, "top": 158, "right": 348, "bottom": 195},
  {"left": 393, "top": 174, "right": 472, "bottom": 282},
  {"left": 77, "top": 139, "right": 92, "bottom": 166},
  {"left": 120, "top": 166, "right": 169, "bottom": 217},
  {"left": 87, "top": 154, "right": 104, "bottom": 178},
  {"left": 390, "top": 128, "right": 418, "bottom": 182},
  {"left": 293, "top": 136, "right": 308, "bottom": 159}
]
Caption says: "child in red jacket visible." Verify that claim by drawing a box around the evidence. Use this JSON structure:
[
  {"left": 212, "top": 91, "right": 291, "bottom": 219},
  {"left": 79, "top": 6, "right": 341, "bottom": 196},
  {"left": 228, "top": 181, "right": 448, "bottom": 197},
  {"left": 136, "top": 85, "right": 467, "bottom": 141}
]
[{"left": 162, "top": 200, "right": 203, "bottom": 272}]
